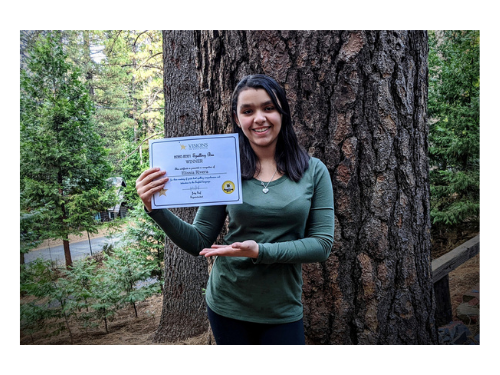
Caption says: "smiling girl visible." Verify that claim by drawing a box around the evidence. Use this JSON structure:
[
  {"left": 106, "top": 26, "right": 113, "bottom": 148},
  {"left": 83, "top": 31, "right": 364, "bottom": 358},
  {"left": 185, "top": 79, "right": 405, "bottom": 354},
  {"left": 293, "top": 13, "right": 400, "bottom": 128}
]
[{"left": 135, "top": 74, "right": 334, "bottom": 345}]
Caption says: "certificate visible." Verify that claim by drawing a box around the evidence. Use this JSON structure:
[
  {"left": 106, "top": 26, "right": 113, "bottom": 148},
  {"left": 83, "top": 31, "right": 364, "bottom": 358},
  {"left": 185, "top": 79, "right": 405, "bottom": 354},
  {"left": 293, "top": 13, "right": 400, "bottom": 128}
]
[{"left": 149, "top": 134, "right": 243, "bottom": 209}]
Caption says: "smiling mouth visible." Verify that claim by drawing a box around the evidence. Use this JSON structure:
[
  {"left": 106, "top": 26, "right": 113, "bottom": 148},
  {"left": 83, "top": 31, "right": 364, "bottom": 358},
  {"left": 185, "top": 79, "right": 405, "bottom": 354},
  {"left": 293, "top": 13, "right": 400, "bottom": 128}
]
[{"left": 252, "top": 127, "right": 270, "bottom": 133}]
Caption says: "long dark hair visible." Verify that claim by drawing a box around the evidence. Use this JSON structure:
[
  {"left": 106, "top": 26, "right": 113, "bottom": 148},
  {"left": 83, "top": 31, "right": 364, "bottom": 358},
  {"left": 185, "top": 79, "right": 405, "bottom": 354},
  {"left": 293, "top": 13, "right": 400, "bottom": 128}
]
[{"left": 231, "top": 74, "right": 309, "bottom": 182}]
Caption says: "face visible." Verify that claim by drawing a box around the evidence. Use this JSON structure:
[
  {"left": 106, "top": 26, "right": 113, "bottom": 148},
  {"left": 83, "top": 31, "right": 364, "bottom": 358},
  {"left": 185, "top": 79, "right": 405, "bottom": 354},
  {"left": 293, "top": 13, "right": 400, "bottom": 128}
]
[{"left": 234, "top": 88, "right": 282, "bottom": 153}]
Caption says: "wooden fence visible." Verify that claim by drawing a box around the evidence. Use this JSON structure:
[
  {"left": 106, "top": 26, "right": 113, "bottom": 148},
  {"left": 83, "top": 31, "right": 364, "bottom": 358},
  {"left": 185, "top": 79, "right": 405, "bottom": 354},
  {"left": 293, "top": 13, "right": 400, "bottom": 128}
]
[{"left": 432, "top": 235, "right": 480, "bottom": 326}]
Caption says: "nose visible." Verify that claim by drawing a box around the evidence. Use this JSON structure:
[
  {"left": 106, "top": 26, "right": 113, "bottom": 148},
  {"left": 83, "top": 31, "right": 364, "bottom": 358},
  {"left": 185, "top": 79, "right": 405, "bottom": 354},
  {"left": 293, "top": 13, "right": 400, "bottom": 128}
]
[{"left": 254, "top": 110, "right": 266, "bottom": 124}]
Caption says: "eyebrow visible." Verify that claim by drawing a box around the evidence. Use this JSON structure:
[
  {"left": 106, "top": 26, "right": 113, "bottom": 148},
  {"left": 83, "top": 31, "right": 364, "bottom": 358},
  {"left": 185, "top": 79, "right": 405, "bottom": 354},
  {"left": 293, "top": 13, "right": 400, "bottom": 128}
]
[{"left": 239, "top": 100, "right": 274, "bottom": 109}]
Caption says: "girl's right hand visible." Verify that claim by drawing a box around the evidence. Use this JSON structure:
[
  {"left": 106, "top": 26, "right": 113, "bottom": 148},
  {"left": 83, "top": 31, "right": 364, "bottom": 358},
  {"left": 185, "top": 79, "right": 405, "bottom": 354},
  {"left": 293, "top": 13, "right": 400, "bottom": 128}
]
[{"left": 135, "top": 168, "right": 169, "bottom": 212}]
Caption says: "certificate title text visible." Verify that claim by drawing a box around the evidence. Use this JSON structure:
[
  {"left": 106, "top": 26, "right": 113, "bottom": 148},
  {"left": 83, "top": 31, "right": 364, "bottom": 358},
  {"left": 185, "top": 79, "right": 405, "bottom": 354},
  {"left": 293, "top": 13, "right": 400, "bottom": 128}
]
[{"left": 173, "top": 152, "right": 215, "bottom": 164}]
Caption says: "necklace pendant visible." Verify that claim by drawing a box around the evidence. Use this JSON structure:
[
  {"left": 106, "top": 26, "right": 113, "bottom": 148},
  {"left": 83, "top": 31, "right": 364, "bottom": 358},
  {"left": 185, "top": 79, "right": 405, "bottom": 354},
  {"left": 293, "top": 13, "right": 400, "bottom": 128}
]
[{"left": 258, "top": 169, "right": 277, "bottom": 195}]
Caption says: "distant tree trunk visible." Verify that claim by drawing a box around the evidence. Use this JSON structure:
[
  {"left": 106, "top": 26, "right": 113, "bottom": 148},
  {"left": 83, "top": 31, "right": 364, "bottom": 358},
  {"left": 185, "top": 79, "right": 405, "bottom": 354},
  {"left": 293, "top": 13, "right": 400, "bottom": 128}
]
[
  {"left": 195, "top": 30, "right": 437, "bottom": 344},
  {"left": 83, "top": 31, "right": 95, "bottom": 96},
  {"left": 59, "top": 176, "right": 72, "bottom": 268},
  {"left": 62, "top": 239, "right": 72, "bottom": 268},
  {"left": 153, "top": 30, "right": 209, "bottom": 343},
  {"left": 132, "top": 30, "right": 139, "bottom": 143}
]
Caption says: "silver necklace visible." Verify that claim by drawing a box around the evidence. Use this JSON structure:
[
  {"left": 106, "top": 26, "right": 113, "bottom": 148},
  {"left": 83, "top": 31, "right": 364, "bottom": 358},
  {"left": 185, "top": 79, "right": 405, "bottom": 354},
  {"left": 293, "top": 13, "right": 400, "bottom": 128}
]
[{"left": 260, "top": 169, "right": 277, "bottom": 194}]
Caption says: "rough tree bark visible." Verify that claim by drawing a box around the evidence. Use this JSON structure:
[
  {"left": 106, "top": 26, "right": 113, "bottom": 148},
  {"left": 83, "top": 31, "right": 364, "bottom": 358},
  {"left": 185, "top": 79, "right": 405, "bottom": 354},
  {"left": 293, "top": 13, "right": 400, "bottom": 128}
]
[
  {"left": 153, "top": 30, "right": 209, "bottom": 343},
  {"left": 194, "top": 30, "right": 437, "bottom": 344}
]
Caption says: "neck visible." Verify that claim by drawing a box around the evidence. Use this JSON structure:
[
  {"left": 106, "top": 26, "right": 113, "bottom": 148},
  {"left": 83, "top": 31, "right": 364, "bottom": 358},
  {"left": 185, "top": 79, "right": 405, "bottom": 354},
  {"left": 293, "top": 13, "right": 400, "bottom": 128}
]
[
  {"left": 253, "top": 150, "right": 279, "bottom": 180},
  {"left": 251, "top": 143, "right": 276, "bottom": 165},
  {"left": 255, "top": 152, "right": 276, "bottom": 171}
]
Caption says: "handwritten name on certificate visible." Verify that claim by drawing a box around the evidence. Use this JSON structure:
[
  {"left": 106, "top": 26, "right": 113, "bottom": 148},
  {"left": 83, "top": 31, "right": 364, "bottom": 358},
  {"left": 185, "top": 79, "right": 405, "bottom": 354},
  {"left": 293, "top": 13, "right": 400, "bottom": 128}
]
[{"left": 149, "top": 134, "right": 243, "bottom": 209}]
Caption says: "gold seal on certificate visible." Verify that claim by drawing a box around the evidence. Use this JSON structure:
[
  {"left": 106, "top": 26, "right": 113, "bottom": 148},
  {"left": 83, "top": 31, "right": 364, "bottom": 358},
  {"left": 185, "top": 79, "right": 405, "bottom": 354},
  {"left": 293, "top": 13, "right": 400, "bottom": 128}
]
[
  {"left": 149, "top": 134, "right": 243, "bottom": 209},
  {"left": 222, "top": 181, "right": 235, "bottom": 194}
]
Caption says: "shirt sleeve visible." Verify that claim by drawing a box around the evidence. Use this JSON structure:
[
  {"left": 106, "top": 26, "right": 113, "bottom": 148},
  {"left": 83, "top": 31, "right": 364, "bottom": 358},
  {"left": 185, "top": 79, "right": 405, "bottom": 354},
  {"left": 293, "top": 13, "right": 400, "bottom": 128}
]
[
  {"left": 147, "top": 205, "right": 227, "bottom": 257},
  {"left": 253, "top": 160, "right": 335, "bottom": 264}
]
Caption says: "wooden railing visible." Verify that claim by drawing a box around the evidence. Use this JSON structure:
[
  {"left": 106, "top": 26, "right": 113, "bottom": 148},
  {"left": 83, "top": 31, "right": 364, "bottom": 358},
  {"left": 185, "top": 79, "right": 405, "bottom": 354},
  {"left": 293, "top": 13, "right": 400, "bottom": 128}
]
[{"left": 432, "top": 235, "right": 480, "bottom": 326}]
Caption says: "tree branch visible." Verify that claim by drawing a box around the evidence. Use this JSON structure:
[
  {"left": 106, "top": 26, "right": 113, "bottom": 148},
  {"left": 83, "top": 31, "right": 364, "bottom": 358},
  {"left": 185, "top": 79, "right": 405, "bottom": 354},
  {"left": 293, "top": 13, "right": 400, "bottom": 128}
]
[
  {"left": 120, "top": 132, "right": 163, "bottom": 163},
  {"left": 134, "top": 30, "right": 149, "bottom": 47},
  {"left": 108, "top": 30, "right": 123, "bottom": 55}
]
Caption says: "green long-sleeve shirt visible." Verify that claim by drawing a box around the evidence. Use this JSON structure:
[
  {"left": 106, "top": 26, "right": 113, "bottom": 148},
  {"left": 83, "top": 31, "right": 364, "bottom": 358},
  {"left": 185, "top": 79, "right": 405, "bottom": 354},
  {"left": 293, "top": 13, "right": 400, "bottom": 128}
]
[{"left": 147, "top": 157, "right": 334, "bottom": 324}]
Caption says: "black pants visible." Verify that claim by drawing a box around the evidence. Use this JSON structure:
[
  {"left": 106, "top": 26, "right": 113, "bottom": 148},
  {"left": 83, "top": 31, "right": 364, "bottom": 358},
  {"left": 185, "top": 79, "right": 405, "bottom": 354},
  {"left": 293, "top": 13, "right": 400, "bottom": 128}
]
[{"left": 207, "top": 305, "right": 305, "bottom": 345}]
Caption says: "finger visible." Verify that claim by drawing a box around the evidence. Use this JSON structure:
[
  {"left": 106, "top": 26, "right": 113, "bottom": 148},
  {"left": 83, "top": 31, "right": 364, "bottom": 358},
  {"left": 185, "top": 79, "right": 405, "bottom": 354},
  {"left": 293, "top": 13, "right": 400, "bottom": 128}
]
[
  {"left": 210, "top": 244, "right": 228, "bottom": 249},
  {"left": 150, "top": 180, "right": 169, "bottom": 192},
  {"left": 137, "top": 178, "right": 169, "bottom": 205},
  {"left": 200, "top": 246, "right": 225, "bottom": 254},
  {"left": 136, "top": 168, "right": 166, "bottom": 187},
  {"left": 200, "top": 246, "right": 232, "bottom": 257},
  {"left": 137, "top": 179, "right": 169, "bottom": 199},
  {"left": 137, "top": 173, "right": 168, "bottom": 193},
  {"left": 201, "top": 251, "right": 216, "bottom": 257},
  {"left": 204, "top": 250, "right": 234, "bottom": 258},
  {"left": 201, "top": 243, "right": 245, "bottom": 255},
  {"left": 142, "top": 171, "right": 167, "bottom": 188},
  {"left": 137, "top": 168, "right": 160, "bottom": 183},
  {"left": 200, "top": 249, "right": 217, "bottom": 257}
]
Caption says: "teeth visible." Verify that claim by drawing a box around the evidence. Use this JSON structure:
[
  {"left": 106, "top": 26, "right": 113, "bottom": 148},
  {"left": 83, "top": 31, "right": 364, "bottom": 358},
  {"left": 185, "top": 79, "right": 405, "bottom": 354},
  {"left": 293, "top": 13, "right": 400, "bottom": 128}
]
[{"left": 253, "top": 128, "right": 269, "bottom": 133}]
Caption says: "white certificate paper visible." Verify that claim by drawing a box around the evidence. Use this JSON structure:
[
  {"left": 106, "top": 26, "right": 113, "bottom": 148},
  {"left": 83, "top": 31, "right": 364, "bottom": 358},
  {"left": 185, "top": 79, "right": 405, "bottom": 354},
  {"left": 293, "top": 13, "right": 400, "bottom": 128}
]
[{"left": 149, "top": 134, "right": 243, "bottom": 209}]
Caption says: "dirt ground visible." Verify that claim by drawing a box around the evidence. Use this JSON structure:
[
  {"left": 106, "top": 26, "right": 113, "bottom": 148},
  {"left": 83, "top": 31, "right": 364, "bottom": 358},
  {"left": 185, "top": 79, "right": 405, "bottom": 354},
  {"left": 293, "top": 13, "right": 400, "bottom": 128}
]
[
  {"left": 448, "top": 253, "right": 480, "bottom": 337},
  {"left": 21, "top": 230, "right": 479, "bottom": 345},
  {"left": 20, "top": 293, "right": 209, "bottom": 345},
  {"left": 431, "top": 228, "right": 480, "bottom": 337}
]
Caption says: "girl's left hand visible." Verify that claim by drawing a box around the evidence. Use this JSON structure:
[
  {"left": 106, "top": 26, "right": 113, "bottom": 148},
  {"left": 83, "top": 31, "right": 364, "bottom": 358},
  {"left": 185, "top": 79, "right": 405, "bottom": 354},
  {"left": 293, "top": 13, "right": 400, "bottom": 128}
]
[{"left": 200, "top": 240, "right": 259, "bottom": 259}]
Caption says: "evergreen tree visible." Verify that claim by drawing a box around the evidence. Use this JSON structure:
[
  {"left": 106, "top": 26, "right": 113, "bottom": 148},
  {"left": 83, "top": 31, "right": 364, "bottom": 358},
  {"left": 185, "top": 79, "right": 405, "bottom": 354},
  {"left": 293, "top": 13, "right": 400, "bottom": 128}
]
[
  {"left": 121, "top": 201, "right": 166, "bottom": 290},
  {"left": 104, "top": 246, "right": 160, "bottom": 318},
  {"left": 428, "top": 30, "right": 480, "bottom": 229},
  {"left": 84, "top": 30, "right": 164, "bottom": 174},
  {"left": 89, "top": 30, "right": 137, "bottom": 171},
  {"left": 20, "top": 32, "right": 115, "bottom": 267},
  {"left": 20, "top": 30, "right": 164, "bottom": 176}
]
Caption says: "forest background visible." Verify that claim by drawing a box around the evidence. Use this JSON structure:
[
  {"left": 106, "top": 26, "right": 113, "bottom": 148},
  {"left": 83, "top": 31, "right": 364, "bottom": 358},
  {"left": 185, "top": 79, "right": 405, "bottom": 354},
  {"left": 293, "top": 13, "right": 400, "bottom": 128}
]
[{"left": 10, "top": 16, "right": 492, "bottom": 375}]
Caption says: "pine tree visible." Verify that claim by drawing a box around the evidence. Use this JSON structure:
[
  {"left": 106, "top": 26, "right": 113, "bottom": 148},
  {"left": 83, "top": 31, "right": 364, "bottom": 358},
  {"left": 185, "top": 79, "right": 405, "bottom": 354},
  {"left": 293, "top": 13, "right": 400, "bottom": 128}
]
[
  {"left": 428, "top": 31, "right": 480, "bottom": 229},
  {"left": 92, "top": 30, "right": 164, "bottom": 174},
  {"left": 20, "top": 32, "right": 115, "bottom": 267}
]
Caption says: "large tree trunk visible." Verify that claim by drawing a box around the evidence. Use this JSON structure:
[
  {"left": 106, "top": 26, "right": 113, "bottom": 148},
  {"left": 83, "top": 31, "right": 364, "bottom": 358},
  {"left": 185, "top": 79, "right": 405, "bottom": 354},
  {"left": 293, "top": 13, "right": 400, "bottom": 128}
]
[
  {"left": 295, "top": 30, "right": 436, "bottom": 344},
  {"left": 153, "top": 30, "right": 209, "bottom": 343},
  {"left": 195, "top": 30, "right": 437, "bottom": 344}
]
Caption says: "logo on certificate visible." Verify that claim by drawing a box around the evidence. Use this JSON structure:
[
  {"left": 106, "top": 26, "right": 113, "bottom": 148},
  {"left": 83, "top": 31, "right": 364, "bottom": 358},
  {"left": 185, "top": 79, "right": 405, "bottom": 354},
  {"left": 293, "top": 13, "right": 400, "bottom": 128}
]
[{"left": 222, "top": 181, "right": 235, "bottom": 194}]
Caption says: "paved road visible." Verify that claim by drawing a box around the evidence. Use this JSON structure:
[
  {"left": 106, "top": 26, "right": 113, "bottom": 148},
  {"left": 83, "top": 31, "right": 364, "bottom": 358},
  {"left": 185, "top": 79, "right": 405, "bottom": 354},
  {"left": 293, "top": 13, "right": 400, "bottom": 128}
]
[{"left": 25, "top": 235, "right": 122, "bottom": 265}]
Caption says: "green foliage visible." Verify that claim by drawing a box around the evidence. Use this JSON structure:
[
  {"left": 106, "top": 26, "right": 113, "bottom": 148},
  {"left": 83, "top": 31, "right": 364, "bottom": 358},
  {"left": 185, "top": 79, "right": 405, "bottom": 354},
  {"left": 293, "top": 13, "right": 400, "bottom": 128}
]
[
  {"left": 21, "top": 245, "right": 161, "bottom": 342},
  {"left": 20, "top": 259, "right": 76, "bottom": 341},
  {"left": 20, "top": 30, "right": 166, "bottom": 342},
  {"left": 88, "top": 263, "right": 122, "bottom": 333},
  {"left": 62, "top": 258, "right": 97, "bottom": 310},
  {"left": 61, "top": 30, "right": 164, "bottom": 175},
  {"left": 121, "top": 201, "right": 166, "bottom": 287},
  {"left": 103, "top": 246, "right": 161, "bottom": 317},
  {"left": 428, "top": 31, "right": 480, "bottom": 228},
  {"left": 20, "top": 301, "right": 50, "bottom": 343},
  {"left": 20, "top": 31, "right": 165, "bottom": 261},
  {"left": 20, "top": 32, "right": 116, "bottom": 262},
  {"left": 98, "top": 30, "right": 164, "bottom": 176},
  {"left": 120, "top": 144, "right": 150, "bottom": 206},
  {"left": 20, "top": 208, "right": 49, "bottom": 254},
  {"left": 20, "top": 259, "right": 60, "bottom": 299}
]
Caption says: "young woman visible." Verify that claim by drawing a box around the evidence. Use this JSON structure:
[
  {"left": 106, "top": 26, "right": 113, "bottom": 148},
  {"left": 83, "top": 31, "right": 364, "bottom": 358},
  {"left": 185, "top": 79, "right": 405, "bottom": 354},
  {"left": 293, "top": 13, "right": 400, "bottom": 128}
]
[{"left": 136, "top": 74, "right": 334, "bottom": 345}]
